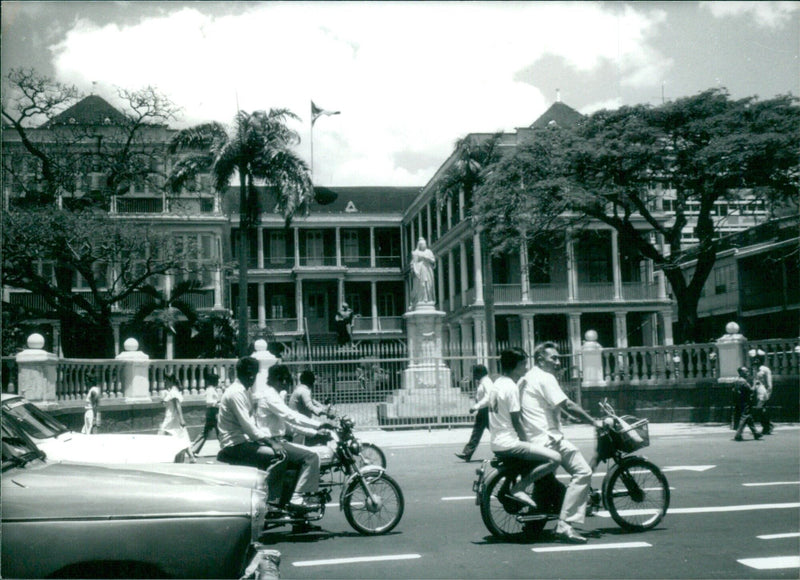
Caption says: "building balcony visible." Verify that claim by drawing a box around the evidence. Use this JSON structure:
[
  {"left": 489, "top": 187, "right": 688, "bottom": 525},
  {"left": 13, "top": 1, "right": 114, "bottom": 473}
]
[
  {"left": 494, "top": 284, "right": 522, "bottom": 304},
  {"left": 529, "top": 284, "right": 568, "bottom": 302},
  {"left": 113, "top": 195, "right": 217, "bottom": 215},
  {"left": 621, "top": 282, "right": 660, "bottom": 301},
  {"left": 577, "top": 283, "right": 615, "bottom": 301}
]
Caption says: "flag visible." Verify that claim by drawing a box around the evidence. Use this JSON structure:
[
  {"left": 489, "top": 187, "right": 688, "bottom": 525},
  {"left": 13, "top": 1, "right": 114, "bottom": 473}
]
[{"left": 311, "top": 101, "right": 340, "bottom": 126}]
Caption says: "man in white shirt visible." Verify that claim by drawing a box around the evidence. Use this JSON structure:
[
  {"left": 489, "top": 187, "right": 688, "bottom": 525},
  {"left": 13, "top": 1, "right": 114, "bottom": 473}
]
[
  {"left": 489, "top": 348, "right": 562, "bottom": 509},
  {"left": 253, "top": 364, "right": 334, "bottom": 510},
  {"left": 519, "top": 341, "right": 603, "bottom": 544},
  {"left": 456, "top": 364, "right": 494, "bottom": 461}
]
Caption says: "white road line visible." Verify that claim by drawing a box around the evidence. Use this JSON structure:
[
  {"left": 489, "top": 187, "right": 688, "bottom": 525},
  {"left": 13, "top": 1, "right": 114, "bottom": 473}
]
[
  {"left": 738, "top": 556, "right": 800, "bottom": 570},
  {"left": 758, "top": 532, "right": 800, "bottom": 540},
  {"left": 292, "top": 554, "right": 422, "bottom": 567},
  {"left": 592, "top": 502, "right": 800, "bottom": 519},
  {"left": 743, "top": 481, "right": 800, "bottom": 487},
  {"left": 442, "top": 496, "right": 475, "bottom": 501},
  {"left": 532, "top": 541, "right": 651, "bottom": 553}
]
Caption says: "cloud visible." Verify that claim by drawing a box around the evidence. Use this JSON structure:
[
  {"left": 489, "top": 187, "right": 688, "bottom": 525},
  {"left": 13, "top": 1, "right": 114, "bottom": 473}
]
[
  {"left": 701, "top": 1, "right": 800, "bottom": 29},
  {"left": 46, "top": 2, "right": 677, "bottom": 186}
]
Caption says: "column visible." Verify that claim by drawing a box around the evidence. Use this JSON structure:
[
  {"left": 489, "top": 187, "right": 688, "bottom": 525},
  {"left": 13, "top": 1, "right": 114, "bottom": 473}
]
[
  {"left": 213, "top": 268, "right": 223, "bottom": 308},
  {"left": 473, "top": 232, "right": 484, "bottom": 305},
  {"left": 426, "top": 203, "right": 433, "bottom": 242},
  {"left": 447, "top": 248, "right": 456, "bottom": 306},
  {"left": 566, "top": 235, "right": 578, "bottom": 302},
  {"left": 410, "top": 220, "right": 416, "bottom": 249},
  {"left": 371, "top": 281, "right": 379, "bottom": 331},
  {"left": 293, "top": 228, "right": 300, "bottom": 267},
  {"left": 568, "top": 313, "right": 582, "bottom": 357},
  {"left": 435, "top": 201, "right": 442, "bottom": 242},
  {"left": 614, "top": 311, "right": 628, "bottom": 348},
  {"left": 335, "top": 227, "right": 342, "bottom": 267},
  {"left": 659, "top": 310, "right": 674, "bottom": 346},
  {"left": 295, "top": 279, "right": 304, "bottom": 333},
  {"left": 257, "top": 283, "right": 266, "bottom": 328},
  {"left": 112, "top": 323, "right": 121, "bottom": 356},
  {"left": 646, "top": 312, "right": 658, "bottom": 346},
  {"left": 656, "top": 234, "right": 667, "bottom": 299},
  {"left": 437, "top": 254, "right": 445, "bottom": 307},
  {"left": 520, "top": 241, "right": 530, "bottom": 303},
  {"left": 611, "top": 230, "right": 622, "bottom": 300},
  {"left": 52, "top": 323, "right": 63, "bottom": 358},
  {"left": 459, "top": 242, "right": 468, "bottom": 298},
  {"left": 257, "top": 227, "right": 264, "bottom": 269},
  {"left": 417, "top": 213, "right": 423, "bottom": 243},
  {"left": 337, "top": 277, "right": 345, "bottom": 309},
  {"left": 446, "top": 198, "right": 452, "bottom": 230},
  {"left": 474, "top": 317, "right": 488, "bottom": 367},
  {"left": 369, "top": 227, "right": 376, "bottom": 268},
  {"left": 458, "top": 189, "right": 465, "bottom": 222},
  {"left": 520, "top": 314, "right": 536, "bottom": 356}
]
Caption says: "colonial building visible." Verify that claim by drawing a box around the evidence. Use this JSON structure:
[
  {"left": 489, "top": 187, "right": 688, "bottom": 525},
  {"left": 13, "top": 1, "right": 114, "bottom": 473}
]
[{"left": 403, "top": 102, "right": 675, "bottom": 358}]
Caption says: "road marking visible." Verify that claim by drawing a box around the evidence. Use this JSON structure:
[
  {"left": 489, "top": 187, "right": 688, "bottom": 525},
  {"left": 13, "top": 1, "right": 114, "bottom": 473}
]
[
  {"left": 442, "top": 496, "right": 476, "bottom": 501},
  {"left": 743, "top": 481, "right": 800, "bottom": 487},
  {"left": 292, "top": 554, "right": 422, "bottom": 567},
  {"left": 660, "top": 465, "right": 716, "bottom": 472},
  {"left": 594, "top": 502, "right": 800, "bottom": 518},
  {"left": 758, "top": 532, "right": 800, "bottom": 540},
  {"left": 532, "top": 541, "right": 651, "bottom": 553},
  {"left": 738, "top": 556, "right": 800, "bottom": 570}
]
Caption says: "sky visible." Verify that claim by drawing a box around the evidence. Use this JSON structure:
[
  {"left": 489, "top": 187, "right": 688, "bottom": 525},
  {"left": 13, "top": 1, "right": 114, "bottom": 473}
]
[{"left": 2, "top": 1, "right": 799, "bottom": 187}]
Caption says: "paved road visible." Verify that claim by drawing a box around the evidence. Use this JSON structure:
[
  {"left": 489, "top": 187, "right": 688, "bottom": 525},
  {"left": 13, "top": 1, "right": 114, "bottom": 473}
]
[{"left": 202, "top": 424, "right": 800, "bottom": 579}]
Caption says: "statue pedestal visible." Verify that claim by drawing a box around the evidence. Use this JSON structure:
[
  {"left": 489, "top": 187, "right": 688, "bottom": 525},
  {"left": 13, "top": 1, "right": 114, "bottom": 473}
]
[{"left": 378, "top": 305, "right": 470, "bottom": 423}]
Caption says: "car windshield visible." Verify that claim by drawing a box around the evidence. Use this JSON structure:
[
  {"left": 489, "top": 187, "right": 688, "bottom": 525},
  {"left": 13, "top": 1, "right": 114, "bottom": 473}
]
[
  {"left": 2, "top": 415, "right": 45, "bottom": 471},
  {"left": 3, "top": 398, "right": 69, "bottom": 439}
]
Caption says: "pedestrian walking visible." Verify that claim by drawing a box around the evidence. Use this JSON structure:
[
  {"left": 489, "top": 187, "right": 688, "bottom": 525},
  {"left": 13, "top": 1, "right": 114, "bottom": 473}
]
[
  {"left": 455, "top": 365, "right": 493, "bottom": 462},
  {"left": 158, "top": 374, "right": 196, "bottom": 462},
  {"left": 81, "top": 376, "right": 102, "bottom": 435},
  {"left": 192, "top": 372, "right": 222, "bottom": 455},
  {"left": 750, "top": 351, "right": 774, "bottom": 435},
  {"left": 733, "top": 366, "right": 763, "bottom": 441}
]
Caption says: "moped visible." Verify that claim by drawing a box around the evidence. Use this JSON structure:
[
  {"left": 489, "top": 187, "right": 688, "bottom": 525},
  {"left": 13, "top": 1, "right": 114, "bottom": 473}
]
[{"left": 473, "top": 401, "right": 670, "bottom": 541}]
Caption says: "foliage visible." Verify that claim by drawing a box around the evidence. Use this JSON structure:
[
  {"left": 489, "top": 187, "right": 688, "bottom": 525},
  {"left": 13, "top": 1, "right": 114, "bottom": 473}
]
[
  {"left": 168, "top": 108, "right": 314, "bottom": 355},
  {"left": 475, "top": 89, "right": 800, "bottom": 342}
]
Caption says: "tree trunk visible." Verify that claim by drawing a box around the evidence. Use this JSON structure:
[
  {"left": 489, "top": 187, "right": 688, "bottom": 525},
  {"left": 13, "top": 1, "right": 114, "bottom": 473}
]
[
  {"left": 481, "top": 231, "right": 497, "bottom": 373},
  {"left": 237, "top": 170, "right": 250, "bottom": 357}
]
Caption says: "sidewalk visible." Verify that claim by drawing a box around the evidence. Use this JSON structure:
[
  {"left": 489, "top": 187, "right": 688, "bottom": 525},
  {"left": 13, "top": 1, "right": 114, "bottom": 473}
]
[{"left": 195, "top": 422, "right": 798, "bottom": 458}]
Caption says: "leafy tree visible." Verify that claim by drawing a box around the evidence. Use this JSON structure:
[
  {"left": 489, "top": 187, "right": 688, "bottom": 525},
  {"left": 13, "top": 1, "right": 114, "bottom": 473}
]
[
  {"left": 476, "top": 89, "right": 800, "bottom": 342},
  {"left": 435, "top": 134, "right": 503, "bottom": 366},
  {"left": 168, "top": 109, "right": 313, "bottom": 356},
  {"left": 131, "top": 280, "right": 203, "bottom": 359}
]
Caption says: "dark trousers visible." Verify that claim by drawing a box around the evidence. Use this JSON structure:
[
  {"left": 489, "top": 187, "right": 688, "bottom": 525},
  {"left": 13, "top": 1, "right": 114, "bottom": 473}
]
[
  {"left": 217, "top": 441, "right": 286, "bottom": 503},
  {"left": 735, "top": 403, "right": 759, "bottom": 439},
  {"left": 461, "top": 407, "right": 489, "bottom": 460},
  {"left": 754, "top": 400, "right": 773, "bottom": 433},
  {"left": 192, "top": 407, "right": 219, "bottom": 454}
]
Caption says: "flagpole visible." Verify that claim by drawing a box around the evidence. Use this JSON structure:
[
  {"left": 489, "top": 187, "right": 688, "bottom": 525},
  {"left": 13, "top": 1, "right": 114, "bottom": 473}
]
[{"left": 310, "top": 120, "right": 314, "bottom": 180}]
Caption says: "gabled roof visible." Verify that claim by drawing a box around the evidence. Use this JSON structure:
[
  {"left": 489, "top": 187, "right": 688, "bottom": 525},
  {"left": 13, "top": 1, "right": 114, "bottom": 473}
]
[
  {"left": 529, "top": 102, "right": 584, "bottom": 129},
  {"left": 224, "top": 186, "right": 419, "bottom": 217},
  {"left": 45, "top": 95, "right": 129, "bottom": 127}
]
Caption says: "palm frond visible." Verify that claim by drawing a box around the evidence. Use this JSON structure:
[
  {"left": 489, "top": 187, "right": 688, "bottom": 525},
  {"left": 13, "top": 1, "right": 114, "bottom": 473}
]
[{"left": 168, "top": 122, "right": 228, "bottom": 154}]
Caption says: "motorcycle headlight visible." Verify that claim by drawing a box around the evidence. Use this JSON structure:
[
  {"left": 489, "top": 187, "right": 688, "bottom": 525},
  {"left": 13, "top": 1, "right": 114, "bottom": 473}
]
[
  {"left": 349, "top": 440, "right": 362, "bottom": 455},
  {"left": 250, "top": 489, "right": 267, "bottom": 542}
]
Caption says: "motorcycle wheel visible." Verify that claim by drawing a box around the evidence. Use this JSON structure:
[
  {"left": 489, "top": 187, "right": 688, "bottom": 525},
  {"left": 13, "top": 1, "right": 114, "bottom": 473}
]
[
  {"left": 603, "top": 457, "right": 670, "bottom": 531},
  {"left": 479, "top": 471, "right": 530, "bottom": 541},
  {"left": 358, "top": 443, "right": 387, "bottom": 468},
  {"left": 343, "top": 472, "right": 404, "bottom": 535}
]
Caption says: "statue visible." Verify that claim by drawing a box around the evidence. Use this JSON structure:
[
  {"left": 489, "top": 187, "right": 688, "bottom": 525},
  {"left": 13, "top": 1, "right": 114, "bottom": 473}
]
[{"left": 410, "top": 237, "right": 436, "bottom": 308}]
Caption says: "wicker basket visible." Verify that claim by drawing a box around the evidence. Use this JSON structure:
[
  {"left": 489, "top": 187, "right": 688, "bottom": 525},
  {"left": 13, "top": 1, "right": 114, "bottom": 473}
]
[{"left": 612, "top": 417, "right": 650, "bottom": 453}]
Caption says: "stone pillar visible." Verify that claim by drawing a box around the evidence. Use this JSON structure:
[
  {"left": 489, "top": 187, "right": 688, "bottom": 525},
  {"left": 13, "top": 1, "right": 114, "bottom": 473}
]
[
  {"left": 16, "top": 334, "right": 58, "bottom": 403},
  {"left": 520, "top": 314, "right": 536, "bottom": 357},
  {"left": 296, "top": 279, "right": 304, "bottom": 333},
  {"left": 371, "top": 281, "right": 379, "bottom": 332},
  {"left": 568, "top": 313, "right": 582, "bottom": 358},
  {"left": 459, "top": 242, "right": 468, "bottom": 300},
  {"left": 256, "top": 227, "right": 264, "bottom": 269},
  {"left": 369, "top": 227, "right": 376, "bottom": 268},
  {"left": 213, "top": 267, "right": 223, "bottom": 308},
  {"left": 116, "top": 338, "right": 151, "bottom": 401},
  {"left": 520, "top": 242, "right": 530, "bottom": 303},
  {"left": 566, "top": 235, "right": 578, "bottom": 302},
  {"left": 581, "top": 330, "right": 606, "bottom": 387},
  {"left": 257, "top": 283, "right": 266, "bottom": 328},
  {"left": 112, "top": 323, "right": 121, "bottom": 357},
  {"left": 614, "top": 311, "right": 628, "bottom": 348},
  {"left": 473, "top": 232, "right": 484, "bottom": 305},
  {"left": 251, "top": 339, "right": 279, "bottom": 399},
  {"left": 611, "top": 230, "right": 622, "bottom": 300},
  {"left": 716, "top": 322, "right": 747, "bottom": 384},
  {"left": 293, "top": 228, "right": 300, "bottom": 267},
  {"left": 335, "top": 227, "right": 342, "bottom": 267},
  {"left": 659, "top": 310, "right": 674, "bottom": 346},
  {"left": 447, "top": 249, "right": 456, "bottom": 306},
  {"left": 474, "top": 316, "right": 488, "bottom": 367}
]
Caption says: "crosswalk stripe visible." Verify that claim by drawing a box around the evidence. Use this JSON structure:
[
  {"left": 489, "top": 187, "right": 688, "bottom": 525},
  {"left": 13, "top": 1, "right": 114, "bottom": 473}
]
[
  {"left": 532, "top": 541, "right": 651, "bottom": 553},
  {"left": 738, "top": 556, "right": 800, "bottom": 570},
  {"left": 293, "top": 554, "right": 422, "bottom": 567}
]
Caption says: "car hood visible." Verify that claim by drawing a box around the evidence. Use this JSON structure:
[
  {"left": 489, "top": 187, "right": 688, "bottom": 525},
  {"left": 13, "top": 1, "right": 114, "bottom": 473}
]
[
  {"left": 2, "top": 461, "right": 255, "bottom": 520},
  {"left": 113, "top": 462, "right": 266, "bottom": 490},
  {"left": 35, "top": 432, "right": 188, "bottom": 464}
]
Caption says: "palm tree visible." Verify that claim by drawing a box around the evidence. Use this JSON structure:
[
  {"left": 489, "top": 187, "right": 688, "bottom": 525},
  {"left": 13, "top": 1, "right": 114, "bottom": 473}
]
[
  {"left": 132, "top": 280, "right": 202, "bottom": 359},
  {"left": 168, "top": 109, "right": 313, "bottom": 356},
  {"left": 436, "top": 134, "right": 502, "bottom": 370}
]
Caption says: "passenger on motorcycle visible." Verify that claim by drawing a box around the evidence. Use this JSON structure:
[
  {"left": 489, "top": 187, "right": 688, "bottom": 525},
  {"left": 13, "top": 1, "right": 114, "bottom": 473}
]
[
  {"left": 489, "top": 348, "right": 562, "bottom": 510},
  {"left": 518, "top": 342, "right": 604, "bottom": 544},
  {"left": 216, "top": 356, "right": 284, "bottom": 504},
  {"left": 288, "top": 370, "right": 332, "bottom": 446},
  {"left": 254, "top": 364, "right": 335, "bottom": 511}
]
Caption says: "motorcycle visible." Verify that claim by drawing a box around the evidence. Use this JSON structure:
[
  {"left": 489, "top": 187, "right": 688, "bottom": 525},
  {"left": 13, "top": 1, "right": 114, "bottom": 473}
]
[
  {"left": 472, "top": 400, "right": 670, "bottom": 541},
  {"left": 253, "top": 415, "right": 403, "bottom": 535}
]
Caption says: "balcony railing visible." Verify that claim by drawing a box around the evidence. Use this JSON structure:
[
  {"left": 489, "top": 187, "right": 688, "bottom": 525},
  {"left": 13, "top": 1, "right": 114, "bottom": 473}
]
[
  {"left": 529, "top": 284, "right": 568, "bottom": 302},
  {"left": 375, "top": 255, "right": 401, "bottom": 268},
  {"left": 298, "top": 256, "right": 338, "bottom": 267},
  {"left": 622, "top": 282, "right": 659, "bottom": 300},
  {"left": 56, "top": 359, "right": 126, "bottom": 401},
  {"left": 264, "top": 257, "right": 294, "bottom": 270},
  {"left": 341, "top": 256, "right": 371, "bottom": 268},
  {"left": 578, "top": 283, "right": 615, "bottom": 301},
  {"left": 113, "top": 195, "right": 216, "bottom": 214},
  {"left": 494, "top": 284, "right": 522, "bottom": 304}
]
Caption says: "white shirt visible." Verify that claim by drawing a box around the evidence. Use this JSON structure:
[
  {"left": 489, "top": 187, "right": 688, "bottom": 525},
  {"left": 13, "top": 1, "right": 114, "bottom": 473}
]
[
  {"left": 254, "top": 385, "right": 320, "bottom": 439},
  {"left": 489, "top": 376, "right": 522, "bottom": 451},
  {"left": 473, "top": 376, "right": 494, "bottom": 410},
  {"left": 519, "top": 366, "right": 568, "bottom": 446}
]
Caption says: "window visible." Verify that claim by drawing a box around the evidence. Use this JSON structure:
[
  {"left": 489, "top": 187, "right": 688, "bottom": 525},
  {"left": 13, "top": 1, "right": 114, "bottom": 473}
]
[
  {"left": 270, "top": 294, "right": 286, "bottom": 319},
  {"left": 174, "top": 233, "right": 218, "bottom": 288},
  {"left": 343, "top": 230, "right": 359, "bottom": 263},
  {"left": 378, "top": 292, "right": 396, "bottom": 316},
  {"left": 306, "top": 231, "right": 324, "bottom": 265},
  {"left": 269, "top": 231, "right": 286, "bottom": 264},
  {"left": 577, "top": 233, "right": 612, "bottom": 284},
  {"left": 714, "top": 264, "right": 735, "bottom": 295},
  {"left": 73, "top": 262, "right": 110, "bottom": 290},
  {"left": 465, "top": 242, "right": 475, "bottom": 289}
]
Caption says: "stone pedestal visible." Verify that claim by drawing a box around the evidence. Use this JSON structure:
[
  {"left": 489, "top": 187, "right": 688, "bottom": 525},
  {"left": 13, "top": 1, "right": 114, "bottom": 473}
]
[
  {"left": 116, "top": 338, "right": 151, "bottom": 401},
  {"left": 251, "top": 339, "right": 278, "bottom": 399},
  {"left": 716, "top": 322, "right": 747, "bottom": 385},
  {"left": 16, "top": 334, "right": 58, "bottom": 403},
  {"left": 379, "top": 304, "right": 468, "bottom": 421},
  {"left": 581, "top": 330, "right": 607, "bottom": 387}
]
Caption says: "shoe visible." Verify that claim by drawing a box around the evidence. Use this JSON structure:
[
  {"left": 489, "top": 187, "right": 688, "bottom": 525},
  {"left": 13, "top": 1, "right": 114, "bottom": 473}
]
[
  {"left": 508, "top": 490, "right": 538, "bottom": 509},
  {"left": 733, "top": 436, "right": 743, "bottom": 441},
  {"left": 554, "top": 526, "right": 588, "bottom": 544},
  {"left": 288, "top": 495, "right": 320, "bottom": 512},
  {"left": 762, "top": 429, "right": 772, "bottom": 435},
  {"left": 754, "top": 432, "right": 763, "bottom": 440},
  {"left": 455, "top": 452, "right": 470, "bottom": 461},
  {"left": 292, "top": 523, "right": 322, "bottom": 534}
]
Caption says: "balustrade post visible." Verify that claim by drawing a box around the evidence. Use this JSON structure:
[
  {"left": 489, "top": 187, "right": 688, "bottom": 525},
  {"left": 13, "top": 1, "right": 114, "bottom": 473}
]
[
  {"left": 16, "top": 334, "right": 58, "bottom": 403},
  {"left": 581, "top": 330, "right": 606, "bottom": 387},
  {"left": 716, "top": 321, "right": 747, "bottom": 385},
  {"left": 116, "top": 338, "right": 152, "bottom": 401}
]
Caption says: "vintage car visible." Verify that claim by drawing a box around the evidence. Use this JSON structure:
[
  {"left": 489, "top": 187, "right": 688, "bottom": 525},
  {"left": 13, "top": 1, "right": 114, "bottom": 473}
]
[
  {"left": 1, "top": 393, "right": 191, "bottom": 463},
  {"left": 1, "top": 417, "right": 269, "bottom": 579}
]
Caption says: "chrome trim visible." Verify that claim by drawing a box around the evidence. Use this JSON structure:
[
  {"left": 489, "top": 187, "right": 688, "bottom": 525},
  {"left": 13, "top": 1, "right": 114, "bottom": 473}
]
[{"left": 3, "top": 512, "right": 248, "bottom": 523}]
